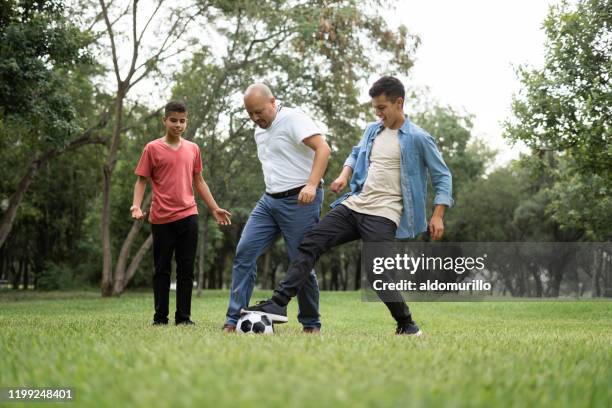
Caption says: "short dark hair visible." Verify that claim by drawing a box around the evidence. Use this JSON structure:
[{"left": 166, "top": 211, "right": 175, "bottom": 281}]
[
  {"left": 368, "top": 76, "right": 405, "bottom": 102},
  {"left": 164, "top": 100, "right": 187, "bottom": 116}
]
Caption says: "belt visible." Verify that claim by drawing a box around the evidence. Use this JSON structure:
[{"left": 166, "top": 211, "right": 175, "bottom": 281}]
[{"left": 266, "top": 182, "right": 323, "bottom": 199}]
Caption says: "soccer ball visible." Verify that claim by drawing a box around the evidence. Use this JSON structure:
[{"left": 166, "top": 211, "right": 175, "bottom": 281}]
[{"left": 236, "top": 313, "right": 274, "bottom": 335}]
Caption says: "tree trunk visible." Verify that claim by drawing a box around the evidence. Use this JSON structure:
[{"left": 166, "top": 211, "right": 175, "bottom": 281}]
[
  {"left": 262, "top": 249, "right": 271, "bottom": 289},
  {"left": 330, "top": 256, "right": 339, "bottom": 290},
  {"left": 32, "top": 261, "right": 38, "bottom": 289},
  {"left": 216, "top": 253, "right": 226, "bottom": 289},
  {"left": 101, "top": 89, "right": 126, "bottom": 297},
  {"left": 547, "top": 265, "right": 562, "bottom": 297},
  {"left": 0, "top": 247, "right": 5, "bottom": 281},
  {"left": 603, "top": 249, "right": 612, "bottom": 298},
  {"left": 124, "top": 234, "right": 153, "bottom": 286},
  {"left": 339, "top": 249, "right": 348, "bottom": 291},
  {"left": 109, "top": 233, "right": 154, "bottom": 295},
  {"left": 197, "top": 214, "right": 208, "bottom": 296},
  {"left": 354, "top": 251, "right": 361, "bottom": 291},
  {"left": 22, "top": 258, "right": 29, "bottom": 290},
  {"left": 0, "top": 157, "right": 44, "bottom": 249},
  {"left": 532, "top": 268, "right": 543, "bottom": 297},
  {"left": 112, "top": 192, "right": 152, "bottom": 295},
  {"left": 271, "top": 262, "right": 278, "bottom": 289},
  {"left": 10, "top": 259, "right": 19, "bottom": 290}
]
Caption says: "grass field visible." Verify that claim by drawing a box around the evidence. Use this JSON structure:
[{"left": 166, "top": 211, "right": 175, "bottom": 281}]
[{"left": 1, "top": 290, "right": 611, "bottom": 408}]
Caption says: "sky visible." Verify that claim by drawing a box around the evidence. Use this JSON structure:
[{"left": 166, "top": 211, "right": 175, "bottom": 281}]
[{"left": 384, "top": 0, "right": 557, "bottom": 166}]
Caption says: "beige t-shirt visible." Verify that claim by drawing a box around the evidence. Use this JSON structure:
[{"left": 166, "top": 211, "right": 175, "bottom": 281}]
[{"left": 342, "top": 127, "right": 403, "bottom": 225}]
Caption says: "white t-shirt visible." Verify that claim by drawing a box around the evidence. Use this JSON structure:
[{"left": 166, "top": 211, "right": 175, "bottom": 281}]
[{"left": 254, "top": 105, "right": 323, "bottom": 193}]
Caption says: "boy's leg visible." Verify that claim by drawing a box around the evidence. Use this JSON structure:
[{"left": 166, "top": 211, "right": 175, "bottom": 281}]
[
  {"left": 272, "top": 205, "right": 360, "bottom": 306},
  {"left": 355, "top": 212, "right": 414, "bottom": 325},
  {"left": 275, "top": 188, "right": 324, "bottom": 329},
  {"left": 225, "top": 195, "right": 280, "bottom": 326},
  {"left": 174, "top": 215, "right": 199, "bottom": 323},
  {"left": 151, "top": 221, "right": 176, "bottom": 324}
]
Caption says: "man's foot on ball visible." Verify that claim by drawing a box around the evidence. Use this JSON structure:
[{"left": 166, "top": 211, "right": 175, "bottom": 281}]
[
  {"left": 241, "top": 299, "right": 288, "bottom": 323},
  {"left": 396, "top": 321, "right": 422, "bottom": 336}
]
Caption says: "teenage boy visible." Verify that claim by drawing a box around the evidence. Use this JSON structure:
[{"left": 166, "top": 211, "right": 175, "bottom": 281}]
[
  {"left": 243, "top": 77, "right": 453, "bottom": 335},
  {"left": 132, "top": 101, "right": 231, "bottom": 326}
]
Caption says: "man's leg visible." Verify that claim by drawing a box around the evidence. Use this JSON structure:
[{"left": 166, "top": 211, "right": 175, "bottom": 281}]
[
  {"left": 151, "top": 221, "right": 176, "bottom": 324},
  {"left": 272, "top": 204, "right": 360, "bottom": 306},
  {"left": 275, "top": 188, "right": 324, "bottom": 329},
  {"left": 225, "top": 195, "right": 280, "bottom": 326},
  {"left": 174, "top": 215, "right": 199, "bottom": 324},
  {"left": 354, "top": 212, "right": 414, "bottom": 325}
]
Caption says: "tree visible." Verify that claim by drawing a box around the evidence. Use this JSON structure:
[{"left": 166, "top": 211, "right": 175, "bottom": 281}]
[
  {"left": 0, "top": 0, "right": 108, "bottom": 249},
  {"left": 93, "top": 0, "right": 204, "bottom": 296},
  {"left": 504, "top": 0, "right": 611, "bottom": 239}
]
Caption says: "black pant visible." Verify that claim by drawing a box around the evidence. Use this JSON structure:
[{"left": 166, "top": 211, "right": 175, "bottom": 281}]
[
  {"left": 272, "top": 204, "right": 413, "bottom": 324},
  {"left": 151, "top": 215, "right": 198, "bottom": 323}
]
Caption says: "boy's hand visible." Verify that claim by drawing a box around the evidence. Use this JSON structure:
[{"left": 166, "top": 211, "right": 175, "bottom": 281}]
[
  {"left": 213, "top": 208, "right": 232, "bottom": 226},
  {"left": 428, "top": 215, "right": 445, "bottom": 241},
  {"left": 330, "top": 175, "right": 348, "bottom": 194},
  {"left": 130, "top": 205, "right": 145, "bottom": 220}
]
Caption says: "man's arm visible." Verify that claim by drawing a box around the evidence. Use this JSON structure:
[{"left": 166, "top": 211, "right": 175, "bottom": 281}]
[
  {"left": 298, "top": 134, "right": 331, "bottom": 204},
  {"left": 193, "top": 173, "right": 231, "bottom": 225},
  {"left": 130, "top": 176, "right": 148, "bottom": 220},
  {"left": 418, "top": 133, "right": 453, "bottom": 241}
]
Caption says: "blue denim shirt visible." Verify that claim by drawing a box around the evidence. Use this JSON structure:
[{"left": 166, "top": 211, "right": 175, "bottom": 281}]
[{"left": 331, "top": 117, "right": 453, "bottom": 239}]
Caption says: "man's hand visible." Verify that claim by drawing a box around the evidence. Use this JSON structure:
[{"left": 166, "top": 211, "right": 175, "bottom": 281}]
[
  {"left": 298, "top": 184, "right": 317, "bottom": 204},
  {"left": 428, "top": 215, "right": 445, "bottom": 241},
  {"left": 330, "top": 175, "right": 348, "bottom": 194},
  {"left": 213, "top": 208, "right": 232, "bottom": 225},
  {"left": 131, "top": 206, "right": 145, "bottom": 220}
]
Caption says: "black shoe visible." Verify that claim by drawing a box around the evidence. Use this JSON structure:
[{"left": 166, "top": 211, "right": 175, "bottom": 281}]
[
  {"left": 152, "top": 320, "right": 168, "bottom": 326},
  {"left": 396, "top": 321, "right": 422, "bottom": 336},
  {"left": 241, "top": 299, "right": 288, "bottom": 323},
  {"left": 175, "top": 320, "right": 195, "bottom": 326}
]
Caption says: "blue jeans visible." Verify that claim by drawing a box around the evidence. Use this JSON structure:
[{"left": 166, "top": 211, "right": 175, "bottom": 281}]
[{"left": 225, "top": 188, "right": 323, "bottom": 328}]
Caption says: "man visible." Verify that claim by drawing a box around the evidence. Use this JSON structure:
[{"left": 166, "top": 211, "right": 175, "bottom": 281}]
[
  {"left": 132, "top": 101, "right": 231, "bottom": 326},
  {"left": 223, "top": 84, "right": 331, "bottom": 333},
  {"left": 243, "top": 76, "right": 453, "bottom": 335}
]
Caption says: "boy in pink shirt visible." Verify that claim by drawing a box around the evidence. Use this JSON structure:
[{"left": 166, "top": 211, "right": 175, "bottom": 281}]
[{"left": 132, "top": 101, "right": 231, "bottom": 325}]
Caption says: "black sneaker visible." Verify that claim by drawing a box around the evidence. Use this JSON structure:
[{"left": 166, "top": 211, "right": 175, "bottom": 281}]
[
  {"left": 396, "top": 321, "right": 422, "bottom": 336},
  {"left": 175, "top": 320, "right": 195, "bottom": 326},
  {"left": 152, "top": 320, "right": 168, "bottom": 326},
  {"left": 241, "top": 299, "right": 288, "bottom": 323}
]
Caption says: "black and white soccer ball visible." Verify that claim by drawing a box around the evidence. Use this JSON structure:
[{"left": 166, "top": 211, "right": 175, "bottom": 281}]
[{"left": 236, "top": 313, "right": 274, "bottom": 335}]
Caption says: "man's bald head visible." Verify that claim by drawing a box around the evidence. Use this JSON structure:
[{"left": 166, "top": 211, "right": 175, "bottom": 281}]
[
  {"left": 244, "top": 83, "right": 277, "bottom": 129},
  {"left": 244, "top": 83, "right": 274, "bottom": 99}
]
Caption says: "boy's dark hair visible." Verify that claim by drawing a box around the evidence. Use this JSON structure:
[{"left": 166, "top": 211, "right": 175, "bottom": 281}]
[
  {"left": 368, "top": 76, "right": 405, "bottom": 102},
  {"left": 164, "top": 100, "right": 187, "bottom": 116}
]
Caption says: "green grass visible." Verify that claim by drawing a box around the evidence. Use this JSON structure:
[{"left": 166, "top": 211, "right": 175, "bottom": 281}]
[{"left": 1, "top": 290, "right": 611, "bottom": 408}]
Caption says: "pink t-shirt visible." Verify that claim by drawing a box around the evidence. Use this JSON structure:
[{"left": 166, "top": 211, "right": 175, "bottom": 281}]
[{"left": 134, "top": 138, "right": 203, "bottom": 224}]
